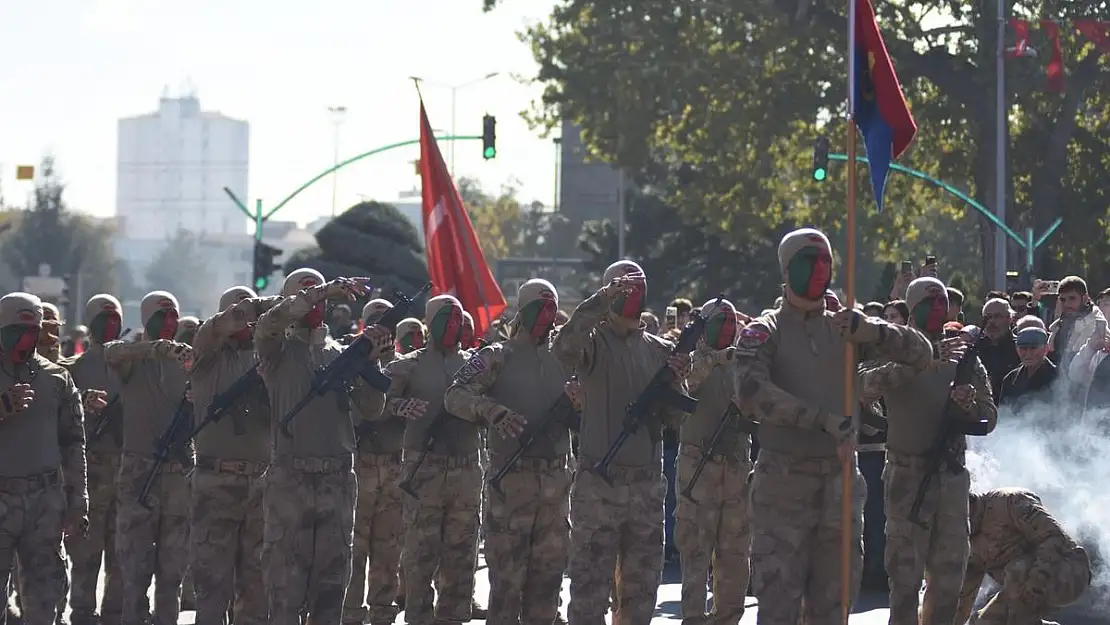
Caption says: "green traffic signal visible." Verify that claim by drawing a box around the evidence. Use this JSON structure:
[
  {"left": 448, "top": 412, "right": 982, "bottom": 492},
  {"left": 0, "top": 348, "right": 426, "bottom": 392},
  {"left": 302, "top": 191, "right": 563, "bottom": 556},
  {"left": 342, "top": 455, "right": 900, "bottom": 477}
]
[
  {"left": 254, "top": 276, "right": 269, "bottom": 291},
  {"left": 814, "top": 168, "right": 827, "bottom": 181},
  {"left": 483, "top": 146, "right": 496, "bottom": 159}
]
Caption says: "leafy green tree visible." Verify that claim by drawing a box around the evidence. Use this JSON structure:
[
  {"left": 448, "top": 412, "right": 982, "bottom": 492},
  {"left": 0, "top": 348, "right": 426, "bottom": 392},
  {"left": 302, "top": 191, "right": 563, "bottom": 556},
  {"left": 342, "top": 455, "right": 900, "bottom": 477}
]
[{"left": 145, "top": 229, "right": 215, "bottom": 314}]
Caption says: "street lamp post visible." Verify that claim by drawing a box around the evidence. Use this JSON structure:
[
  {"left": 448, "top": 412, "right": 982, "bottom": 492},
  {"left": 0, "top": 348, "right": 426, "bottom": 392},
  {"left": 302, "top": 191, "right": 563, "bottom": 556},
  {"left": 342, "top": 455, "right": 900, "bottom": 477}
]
[
  {"left": 409, "top": 73, "right": 500, "bottom": 177},
  {"left": 328, "top": 105, "right": 348, "bottom": 217}
]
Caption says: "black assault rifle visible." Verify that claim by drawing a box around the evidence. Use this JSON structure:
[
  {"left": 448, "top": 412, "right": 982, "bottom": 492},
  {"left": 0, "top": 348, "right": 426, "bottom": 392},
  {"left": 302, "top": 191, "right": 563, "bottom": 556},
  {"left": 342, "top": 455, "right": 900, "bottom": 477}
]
[
  {"left": 680, "top": 404, "right": 759, "bottom": 503},
  {"left": 908, "top": 336, "right": 992, "bottom": 527},
  {"left": 398, "top": 406, "right": 454, "bottom": 499},
  {"left": 278, "top": 282, "right": 433, "bottom": 437},
  {"left": 86, "top": 328, "right": 133, "bottom": 443},
  {"left": 189, "top": 363, "right": 263, "bottom": 439},
  {"left": 489, "top": 392, "right": 579, "bottom": 496},
  {"left": 138, "top": 391, "right": 193, "bottom": 509},
  {"left": 588, "top": 304, "right": 712, "bottom": 484}
]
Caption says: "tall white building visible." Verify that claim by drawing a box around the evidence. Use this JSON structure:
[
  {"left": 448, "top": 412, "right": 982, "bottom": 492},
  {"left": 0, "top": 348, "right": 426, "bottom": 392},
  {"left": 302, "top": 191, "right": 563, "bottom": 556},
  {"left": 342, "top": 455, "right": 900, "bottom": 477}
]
[{"left": 116, "top": 91, "right": 249, "bottom": 240}]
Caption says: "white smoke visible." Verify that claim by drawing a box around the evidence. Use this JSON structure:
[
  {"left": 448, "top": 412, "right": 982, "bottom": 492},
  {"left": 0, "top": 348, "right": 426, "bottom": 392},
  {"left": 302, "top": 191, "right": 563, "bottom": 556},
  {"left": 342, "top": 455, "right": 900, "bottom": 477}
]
[{"left": 966, "top": 392, "right": 1110, "bottom": 613}]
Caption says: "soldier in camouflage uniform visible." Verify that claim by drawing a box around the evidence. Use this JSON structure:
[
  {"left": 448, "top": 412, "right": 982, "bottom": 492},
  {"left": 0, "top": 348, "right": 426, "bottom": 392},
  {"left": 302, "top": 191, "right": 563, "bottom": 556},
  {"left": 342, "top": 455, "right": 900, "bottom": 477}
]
[
  {"left": 732, "top": 228, "right": 938, "bottom": 624},
  {"left": 396, "top": 318, "right": 426, "bottom": 356},
  {"left": 859, "top": 277, "right": 996, "bottom": 625},
  {"left": 955, "top": 488, "right": 1091, "bottom": 625},
  {"left": 551, "top": 261, "right": 693, "bottom": 625},
  {"left": 384, "top": 294, "right": 489, "bottom": 625},
  {"left": 444, "top": 279, "right": 572, "bottom": 625},
  {"left": 0, "top": 292, "right": 88, "bottom": 625},
  {"left": 105, "top": 291, "right": 194, "bottom": 625},
  {"left": 176, "top": 316, "right": 200, "bottom": 346},
  {"left": 189, "top": 286, "right": 280, "bottom": 625},
  {"left": 174, "top": 314, "right": 199, "bottom": 613},
  {"left": 342, "top": 298, "right": 408, "bottom": 625},
  {"left": 675, "top": 298, "right": 753, "bottom": 625},
  {"left": 255, "top": 270, "right": 390, "bottom": 625},
  {"left": 61, "top": 295, "right": 128, "bottom": 625}
]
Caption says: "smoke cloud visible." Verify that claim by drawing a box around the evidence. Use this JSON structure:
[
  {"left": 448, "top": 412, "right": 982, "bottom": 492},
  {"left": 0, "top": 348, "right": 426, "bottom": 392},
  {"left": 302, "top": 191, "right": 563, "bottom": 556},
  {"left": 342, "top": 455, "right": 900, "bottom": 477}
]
[{"left": 966, "top": 393, "right": 1110, "bottom": 613}]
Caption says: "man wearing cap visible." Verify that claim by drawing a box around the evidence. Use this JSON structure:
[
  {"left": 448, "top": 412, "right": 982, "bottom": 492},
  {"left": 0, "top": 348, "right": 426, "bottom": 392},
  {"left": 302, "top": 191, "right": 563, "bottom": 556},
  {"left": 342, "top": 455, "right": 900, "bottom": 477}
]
[
  {"left": 384, "top": 294, "right": 493, "bottom": 625},
  {"left": 998, "top": 326, "right": 1058, "bottom": 410},
  {"left": 858, "top": 277, "right": 996, "bottom": 625},
  {"left": 188, "top": 286, "right": 280, "bottom": 625},
  {"left": 104, "top": 290, "right": 194, "bottom": 625},
  {"left": 395, "top": 319, "right": 426, "bottom": 356},
  {"left": 674, "top": 298, "right": 754, "bottom": 625},
  {"left": 60, "top": 294, "right": 126, "bottom": 625},
  {"left": 444, "top": 279, "right": 573, "bottom": 625},
  {"left": 551, "top": 260, "right": 693, "bottom": 625},
  {"left": 0, "top": 292, "right": 88, "bottom": 625},
  {"left": 172, "top": 314, "right": 202, "bottom": 614},
  {"left": 175, "top": 316, "right": 200, "bottom": 347},
  {"left": 732, "top": 228, "right": 938, "bottom": 623},
  {"left": 343, "top": 297, "right": 409, "bottom": 625},
  {"left": 254, "top": 270, "right": 391, "bottom": 625}
]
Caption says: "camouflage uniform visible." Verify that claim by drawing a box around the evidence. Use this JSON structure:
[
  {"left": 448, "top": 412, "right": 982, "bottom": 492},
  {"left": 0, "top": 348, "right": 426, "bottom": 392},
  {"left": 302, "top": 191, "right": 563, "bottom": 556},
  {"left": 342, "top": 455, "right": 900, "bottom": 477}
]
[
  {"left": 733, "top": 229, "right": 936, "bottom": 624},
  {"left": 174, "top": 315, "right": 200, "bottom": 613},
  {"left": 343, "top": 299, "right": 406, "bottom": 625},
  {"left": 0, "top": 293, "right": 88, "bottom": 625},
  {"left": 955, "top": 488, "right": 1091, "bottom": 625},
  {"left": 60, "top": 295, "right": 129, "bottom": 625},
  {"left": 384, "top": 295, "right": 479, "bottom": 625},
  {"left": 444, "top": 280, "right": 572, "bottom": 625},
  {"left": 256, "top": 270, "right": 388, "bottom": 625},
  {"left": 551, "top": 261, "right": 689, "bottom": 625},
  {"left": 189, "top": 287, "right": 280, "bottom": 625},
  {"left": 675, "top": 299, "right": 753, "bottom": 625},
  {"left": 104, "top": 291, "right": 193, "bottom": 625},
  {"left": 858, "top": 278, "right": 997, "bottom": 625}
]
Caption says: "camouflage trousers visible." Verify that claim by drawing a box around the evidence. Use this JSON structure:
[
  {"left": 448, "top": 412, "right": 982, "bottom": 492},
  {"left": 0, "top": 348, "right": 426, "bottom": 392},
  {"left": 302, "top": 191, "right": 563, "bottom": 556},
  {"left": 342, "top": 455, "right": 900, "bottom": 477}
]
[
  {"left": 883, "top": 453, "right": 969, "bottom": 625},
  {"left": 0, "top": 477, "right": 67, "bottom": 625},
  {"left": 401, "top": 453, "right": 481, "bottom": 625},
  {"left": 485, "top": 457, "right": 570, "bottom": 625},
  {"left": 67, "top": 453, "right": 124, "bottom": 625},
  {"left": 11, "top": 541, "right": 70, "bottom": 623},
  {"left": 974, "top": 547, "right": 1091, "bottom": 625},
  {"left": 342, "top": 452, "right": 404, "bottom": 625},
  {"left": 567, "top": 465, "right": 666, "bottom": 625},
  {"left": 190, "top": 460, "right": 268, "bottom": 625},
  {"left": 261, "top": 462, "right": 355, "bottom": 625},
  {"left": 674, "top": 447, "right": 752, "bottom": 625},
  {"left": 115, "top": 453, "right": 191, "bottom": 625},
  {"left": 749, "top": 451, "right": 865, "bottom": 625}
]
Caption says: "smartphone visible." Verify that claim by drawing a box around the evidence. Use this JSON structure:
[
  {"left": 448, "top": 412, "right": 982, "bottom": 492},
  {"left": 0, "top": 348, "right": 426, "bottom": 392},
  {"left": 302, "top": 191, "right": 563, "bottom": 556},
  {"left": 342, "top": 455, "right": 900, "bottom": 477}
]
[
  {"left": 900, "top": 260, "right": 913, "bottom": 273},
  {"left": 925, "top": 254, "right": 937, "bottom": 267},
  {"left": 1042, "top": 280, "right": 1061, "bottom": 296},
  {"left": 665, "top": 306, "right": 678, "bottom": 330}
]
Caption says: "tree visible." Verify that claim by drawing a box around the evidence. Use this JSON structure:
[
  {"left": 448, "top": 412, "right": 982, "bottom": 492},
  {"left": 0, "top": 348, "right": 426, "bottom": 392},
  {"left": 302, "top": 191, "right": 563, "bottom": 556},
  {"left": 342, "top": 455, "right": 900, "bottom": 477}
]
[
  {"left": 0, "top": 156, "right": 119, "bottom": 321},
  {"left": 145, "top": 229, "right": 215, "bottom": 315},
  {"left": 493, "top": 0, "right": 1110, "bottom": 300},
  {"left": 283, "top": 200, "right": 430, "bottom": 307}
]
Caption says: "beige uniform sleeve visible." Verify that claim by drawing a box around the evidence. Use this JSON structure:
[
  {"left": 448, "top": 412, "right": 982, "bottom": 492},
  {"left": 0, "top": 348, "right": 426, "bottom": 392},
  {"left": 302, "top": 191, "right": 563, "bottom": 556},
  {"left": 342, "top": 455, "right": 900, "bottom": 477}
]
[
  {"left": 58, "top": 371, "right": 88, "bottom": 517},
  {"left": 687, "top": 346, "right": 725, "bottom": 393},
  {"left": 858, "top": 360, "right": 917, "bottom": 403},
  {"left": 864, "top": 322, "right": 936, "bottom": 373},
  {"left": 656, "top": 337, "right": 690, "bottom": 428},
  {"left": 733, "top": 321, "right": 826, "bottom": 430},
  {"left": 1009, "top": 491, "right": 1073, "bottom": 560},
  {"left": 350, "top": 371, "right": 387, "bottom": 423},
  {"left": 551, "top": 290, "right": 611, "bottom": 372},
  {"left": 968, "top": 358, "right": 998, "bottom": 433},
  {"left": 103, "top": 339, "right": 187, "bottom": 377},
  {"left": 194, "top": 296, "right": 282, "bottom": 356},
  {"left": 383, "top": 355, "right": 419, "bottom": 415},
  {"left": 256, "top": 287, "right": 329, "bottom": 365},
  {"left": 443, "top": 344, "right": 506, "bottom": 425}
]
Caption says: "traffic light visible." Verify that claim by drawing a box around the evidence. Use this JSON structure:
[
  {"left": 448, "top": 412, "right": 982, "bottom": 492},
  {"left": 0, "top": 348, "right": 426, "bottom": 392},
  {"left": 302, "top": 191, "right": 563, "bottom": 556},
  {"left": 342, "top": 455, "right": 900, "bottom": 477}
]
[
  {"left": 252, "top": 242, "right": 283, "bottom": 292},
  {"left": 482, "top": 114, "right": 497, "bottom": 160},
  {"left": 812, "top": 135, "right": 830, "bottom": 182}
]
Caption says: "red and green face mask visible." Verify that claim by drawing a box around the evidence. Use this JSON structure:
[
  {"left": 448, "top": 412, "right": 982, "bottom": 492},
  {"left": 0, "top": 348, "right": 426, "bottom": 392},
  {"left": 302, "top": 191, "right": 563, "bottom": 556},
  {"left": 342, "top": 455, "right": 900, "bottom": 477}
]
[
  {"left": 1, "top": 325, "right": 40, "bottom": 364},
  {"left": 611, "top": 282, "right": 646, "bottom": 319},
  {"left": 145, "top": 309, "right": 180, "bottom": 340},
  {"left": 912, "top": 294, "right": 949, "bottom": 334},
  {"left": 429, "top": 305, "right": 464, "bottom": 349},
  {"left": 89, "top": 311, "right": 123, "bottom": 344},
  {"left": 519, "top": 298, "right": 558, "bottom": 341},
  {"left": 460, "top": 323, "right": 475, "bottom": 349},
  {"left": 786, "top": 247, "right": 833, "bottom": 300},
  {"left": 399, "top": 330, "right": 425, "bottom": 353},
  {"left": 705, "top": 313, "right": 738, "bottom": 349}
]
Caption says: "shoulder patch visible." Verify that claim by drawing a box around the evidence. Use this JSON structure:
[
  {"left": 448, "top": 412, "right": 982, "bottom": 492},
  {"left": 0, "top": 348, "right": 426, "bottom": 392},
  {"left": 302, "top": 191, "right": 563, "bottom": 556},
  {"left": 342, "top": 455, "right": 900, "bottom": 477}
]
[
  {"left": 453, "top": 353, "right": 488, "bottom": 384},
  {"left": 738, "top": 325, "right": 770, "bottom": 349}
]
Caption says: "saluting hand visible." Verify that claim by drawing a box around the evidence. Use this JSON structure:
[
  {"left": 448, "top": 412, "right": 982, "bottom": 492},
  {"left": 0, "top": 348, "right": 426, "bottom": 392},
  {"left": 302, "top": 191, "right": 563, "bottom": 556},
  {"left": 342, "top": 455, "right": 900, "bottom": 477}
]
[
  {"left": 325, "top": 277, "right": 373, "bottom": 301},
  {"left": 363, "top": 325, "right": 394, "bottom": 360},
  {"left": 599, "top": 272, "right": 645, "bottom": 298},
  {"left": 950, "top": 384, "right": 976, "bottom": 412}
]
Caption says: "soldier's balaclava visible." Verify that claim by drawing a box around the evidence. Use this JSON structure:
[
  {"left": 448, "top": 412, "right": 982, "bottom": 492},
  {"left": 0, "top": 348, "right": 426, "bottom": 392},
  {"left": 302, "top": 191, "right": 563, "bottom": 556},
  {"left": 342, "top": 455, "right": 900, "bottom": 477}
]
[
  {"left": 362, "top": 299, "right": 393, "bottom": 326},
  {"left": 140, "top": 291, "right": 181, "bottom": 340},
  {"left": 176, "top": 316, "right": 200, "bottom": 346},
  {"left": 281, "top": 268, "right": 326, "bottom": 327},
  {"left": 778, "top": 228, "right": 833, "bottom": 301},
  {"left": 425, "top": 295, "right": 464, "bottom": 350},
  {"left": 701, "top": 298, "right": 739, "bottom": 350},
  {"left": 0, "top": 292, "right": 43, "bottom": 365},
  {"left": 515, "top": 278, "right": 559, "bottom": 342},
  {"left": 85, "top": 294, "right": 124, "bottom": 345},
  {"left": 219, "top": 286, "right": 257, "bottom": 343},
  {"left": 39, "top": 302, "right": 62, "bottom": 352},
  {"left": 906, "top": 277, "right": 949, "bottom": 335},
  {"left": 603, "top": 260, "right": 646, "bottom": 319},
  {"left": 396, "top": 318, "right": 426, "bottom": 353},
  {"left": 460, "top": 311, "right": 475, "bottom": 348}
]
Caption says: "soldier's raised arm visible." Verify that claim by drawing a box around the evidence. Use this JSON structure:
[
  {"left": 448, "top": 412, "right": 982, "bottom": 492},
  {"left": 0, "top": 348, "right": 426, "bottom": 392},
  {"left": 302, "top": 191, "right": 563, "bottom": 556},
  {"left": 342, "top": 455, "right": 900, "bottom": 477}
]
[
  {"left": 687, "top": 347, "right": 734, "bottom": 393},
  {"left": 444, "top": 343, "right": 507, "bottom": 424},
  {"left": 550, "top": 290, "right": 607, "bottom": 371},
  {"left": 348, "top": 325, "right": 393, "bottom": 422},
  {"left": 836, "top": 308, "right": 935, "bottom": 372},
  {"left": 1009, "top": 491, "right": 1072, "bottom": 555},
  {"left": 193, "top": 289, "right": 281, "bottom": 353},
  {"left": 858, "top": 360, "right": 917, "bottom": 403},
  {"left": 103, "top": 339, "right": 191, "bottom": 370},
  {"left": 383, "top": 354, "right": 422, "bottom": 418}
]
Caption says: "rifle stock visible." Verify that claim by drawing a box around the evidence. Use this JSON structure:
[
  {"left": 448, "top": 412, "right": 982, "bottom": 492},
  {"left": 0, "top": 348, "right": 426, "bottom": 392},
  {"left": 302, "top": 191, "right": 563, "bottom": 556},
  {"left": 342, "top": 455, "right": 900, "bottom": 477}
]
[
  {"left": 680, "top": 404, "right": 758, "bottom": 503},
  {"left": 398, "top": 406, "right": 451, "bottom": 499},
  {"left": 489, "top": 393, "right": 577, "bottom": 496},
  {"left": 190, "top": 364, "right": 264, "bottom": 439},
  {"left": 138, "top": 392, "right": 193, "bottom": 509}
]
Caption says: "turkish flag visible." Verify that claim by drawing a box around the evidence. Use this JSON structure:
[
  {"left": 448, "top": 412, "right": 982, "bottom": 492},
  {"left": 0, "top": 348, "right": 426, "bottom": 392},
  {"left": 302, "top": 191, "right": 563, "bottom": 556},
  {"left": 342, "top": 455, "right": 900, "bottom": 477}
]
[{"left": 418, "top": 101, "right": 507, "bottom": 337}]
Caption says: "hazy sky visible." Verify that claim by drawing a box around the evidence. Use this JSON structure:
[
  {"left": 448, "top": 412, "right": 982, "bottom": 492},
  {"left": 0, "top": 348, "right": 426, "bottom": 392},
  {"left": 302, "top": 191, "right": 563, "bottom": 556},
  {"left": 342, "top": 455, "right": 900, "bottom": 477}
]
[{"left": 0, "top": 0, "right": 560, "bottom": 227}]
